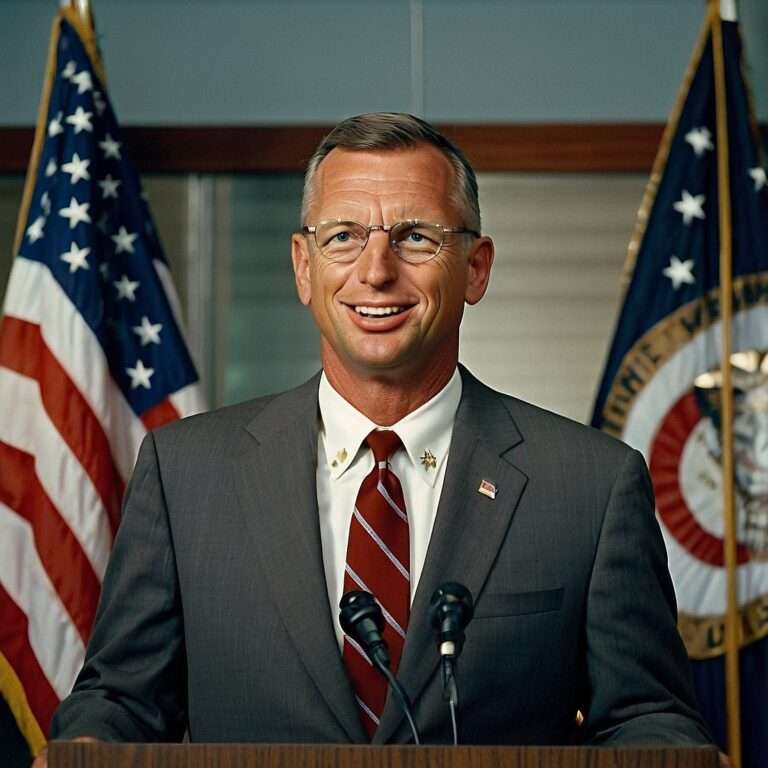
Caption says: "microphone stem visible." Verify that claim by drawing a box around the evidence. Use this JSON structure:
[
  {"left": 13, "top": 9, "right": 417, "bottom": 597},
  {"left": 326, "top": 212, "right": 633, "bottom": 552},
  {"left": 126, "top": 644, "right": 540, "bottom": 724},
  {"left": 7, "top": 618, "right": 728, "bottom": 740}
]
[
  {"left": 373, "top": 656, "right": 421, "bottom": 745},
  {"left": 442, "top": 657, "right": 460, "bottom": 745},
  {"left": 449, "top": 697, "right": 458, "bottom": 746}
]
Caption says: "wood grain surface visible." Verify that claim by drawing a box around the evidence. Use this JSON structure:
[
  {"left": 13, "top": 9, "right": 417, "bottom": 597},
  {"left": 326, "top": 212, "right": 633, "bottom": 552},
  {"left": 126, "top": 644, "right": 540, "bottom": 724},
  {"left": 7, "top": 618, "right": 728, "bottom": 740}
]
[{"left": 48, "top": 741, "right": 720, "bottom": 768}]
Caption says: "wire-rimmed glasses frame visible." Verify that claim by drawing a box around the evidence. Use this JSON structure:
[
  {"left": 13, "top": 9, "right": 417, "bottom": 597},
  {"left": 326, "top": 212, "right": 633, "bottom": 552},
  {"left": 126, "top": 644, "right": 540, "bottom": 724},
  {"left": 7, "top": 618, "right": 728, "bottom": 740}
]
[{"left": 299, "top": 219, "right": 481, "bottom": 264}]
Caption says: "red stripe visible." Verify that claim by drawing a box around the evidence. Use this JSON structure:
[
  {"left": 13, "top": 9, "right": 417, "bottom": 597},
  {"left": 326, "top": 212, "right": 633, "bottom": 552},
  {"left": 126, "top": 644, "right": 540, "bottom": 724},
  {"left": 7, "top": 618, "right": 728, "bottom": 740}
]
[
  {"left": 141, "top": 397, "right": 180, "bottom": 431},
  {"left": 0, "top": 315, "right": 123, "bottom": 535},
  {"left": 0, "top": 584, "right": 60, "bottom": 737},
  {"left": 0, "top": 442, "right": 100, "bottom": 644},
  {"left": 650, "top": 391, "right": 750, "bottom": 567}
]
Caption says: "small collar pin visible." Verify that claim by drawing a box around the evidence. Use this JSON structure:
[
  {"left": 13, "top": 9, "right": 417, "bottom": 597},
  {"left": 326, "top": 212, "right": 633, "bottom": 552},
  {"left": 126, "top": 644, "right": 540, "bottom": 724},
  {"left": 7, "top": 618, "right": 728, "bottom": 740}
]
[
  {"left": 420, "top": 449, "right": 437, "bottom": 470},
  {"left": 331, "top": 448, "right": 348, "bottom": 468}
]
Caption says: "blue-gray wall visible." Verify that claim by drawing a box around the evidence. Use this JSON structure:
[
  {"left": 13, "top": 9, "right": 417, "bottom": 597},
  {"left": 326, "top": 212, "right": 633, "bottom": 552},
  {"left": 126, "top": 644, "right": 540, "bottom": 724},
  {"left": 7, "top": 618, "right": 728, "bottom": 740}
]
[{"left": 2, "top": 0, "right": 768, "bottom": 126}]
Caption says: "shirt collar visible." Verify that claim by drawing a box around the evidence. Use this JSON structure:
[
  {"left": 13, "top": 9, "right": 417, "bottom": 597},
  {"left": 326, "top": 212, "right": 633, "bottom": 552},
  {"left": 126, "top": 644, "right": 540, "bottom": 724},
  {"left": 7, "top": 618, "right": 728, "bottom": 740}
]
[{"left": 318, "top": 368, "right": 462, "bottom": 488}]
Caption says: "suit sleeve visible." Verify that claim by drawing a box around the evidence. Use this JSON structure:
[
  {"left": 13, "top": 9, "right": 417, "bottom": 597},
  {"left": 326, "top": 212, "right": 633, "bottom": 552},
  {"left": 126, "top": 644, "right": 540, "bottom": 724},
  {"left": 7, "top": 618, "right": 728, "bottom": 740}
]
[
  {"left": 50, "top": 432, "right": 187, "bottom": 742},
  {"left": 583, "top": 448, "right": 712, "bottom": 745}
]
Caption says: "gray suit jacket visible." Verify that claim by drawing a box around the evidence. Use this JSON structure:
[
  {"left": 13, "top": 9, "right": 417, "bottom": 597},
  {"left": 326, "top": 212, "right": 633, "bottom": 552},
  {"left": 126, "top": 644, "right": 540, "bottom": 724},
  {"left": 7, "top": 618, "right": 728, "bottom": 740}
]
[{"left": 51, "top": 368, "right": 711, "bottom": 745}]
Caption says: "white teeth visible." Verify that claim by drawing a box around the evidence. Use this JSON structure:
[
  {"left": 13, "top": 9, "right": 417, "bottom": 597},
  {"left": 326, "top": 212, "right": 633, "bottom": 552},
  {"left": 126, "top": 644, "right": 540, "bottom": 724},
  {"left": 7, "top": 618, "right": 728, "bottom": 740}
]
[{"left": 355, "top": 305, "right": 405, "bottom": 317}]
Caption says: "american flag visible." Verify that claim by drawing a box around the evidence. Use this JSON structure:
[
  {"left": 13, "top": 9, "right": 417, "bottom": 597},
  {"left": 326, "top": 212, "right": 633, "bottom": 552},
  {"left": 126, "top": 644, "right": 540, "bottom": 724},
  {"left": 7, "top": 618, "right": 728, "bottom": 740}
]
[
  {"left": 0, "top": 8, "right": 204, "bottom": 756},
  {"left": 591, "top": 6, "right": 768, "bottom": 764}
]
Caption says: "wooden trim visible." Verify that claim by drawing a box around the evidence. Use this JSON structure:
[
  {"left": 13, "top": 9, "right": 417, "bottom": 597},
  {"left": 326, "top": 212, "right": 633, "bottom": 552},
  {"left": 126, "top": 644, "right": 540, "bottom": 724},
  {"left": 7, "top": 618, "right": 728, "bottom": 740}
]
[{"left": 1, "top": 121, "right": 761, "bottom": 174}]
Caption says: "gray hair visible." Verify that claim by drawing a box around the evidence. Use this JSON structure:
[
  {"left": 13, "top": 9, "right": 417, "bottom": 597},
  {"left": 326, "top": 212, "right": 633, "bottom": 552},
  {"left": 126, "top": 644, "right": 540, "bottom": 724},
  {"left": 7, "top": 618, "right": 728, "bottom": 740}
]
[{"left": 301, "top": 113, "right": 481, "bottom": 232}]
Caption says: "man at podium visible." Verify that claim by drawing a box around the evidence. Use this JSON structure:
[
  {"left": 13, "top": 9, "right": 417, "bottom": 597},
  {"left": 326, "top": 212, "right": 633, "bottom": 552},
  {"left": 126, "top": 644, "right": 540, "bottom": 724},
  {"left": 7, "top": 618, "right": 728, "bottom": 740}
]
[{"left": 45, "top": 114, "right": 711, "bottom": 751}]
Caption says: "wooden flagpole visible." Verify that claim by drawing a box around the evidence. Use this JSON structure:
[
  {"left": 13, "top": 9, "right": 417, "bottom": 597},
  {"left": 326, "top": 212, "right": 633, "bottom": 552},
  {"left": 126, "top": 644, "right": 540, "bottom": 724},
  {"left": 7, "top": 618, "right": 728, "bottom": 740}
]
[{"left": 709, "top": 1, "right": 741, "bottom": 766}]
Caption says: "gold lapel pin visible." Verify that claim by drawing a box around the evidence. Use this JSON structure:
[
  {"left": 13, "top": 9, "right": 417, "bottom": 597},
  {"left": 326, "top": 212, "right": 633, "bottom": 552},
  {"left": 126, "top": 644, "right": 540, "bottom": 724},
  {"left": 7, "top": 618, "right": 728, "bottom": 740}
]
[
  {"left": 420, "top": 449, "right": 437, "bottom": 470},
  {"left": 478, "top": 479, "right": 497, "bottom": 499},
  {"left": 331, "top": 448, "right": 348, "bottom": 468}
]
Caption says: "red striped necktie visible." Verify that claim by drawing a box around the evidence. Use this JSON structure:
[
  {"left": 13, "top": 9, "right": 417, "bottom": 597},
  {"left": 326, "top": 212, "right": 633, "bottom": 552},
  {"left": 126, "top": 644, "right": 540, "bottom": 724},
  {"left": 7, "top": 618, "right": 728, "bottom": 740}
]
[{"left": 342, "top": 429, "right": 410, "bottom": 738}]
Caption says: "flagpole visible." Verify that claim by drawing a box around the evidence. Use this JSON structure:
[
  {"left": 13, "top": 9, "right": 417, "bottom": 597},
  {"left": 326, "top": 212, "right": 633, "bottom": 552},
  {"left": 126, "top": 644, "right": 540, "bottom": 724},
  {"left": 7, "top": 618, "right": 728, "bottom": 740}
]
[
  {"left": 60, "top": 0, "right": 91, "bottom": 20},
  {"left": 59, "top": 0, "right": 105, "bottom": 83},
  {"left": 709, "top": 1, "right": 741, "bottom": 766}
]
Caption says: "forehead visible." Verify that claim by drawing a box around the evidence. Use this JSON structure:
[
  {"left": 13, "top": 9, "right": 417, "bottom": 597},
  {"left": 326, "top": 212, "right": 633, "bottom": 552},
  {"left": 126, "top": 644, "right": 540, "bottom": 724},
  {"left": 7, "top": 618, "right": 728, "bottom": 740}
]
[{"left": 310, "top": 143, "right": 458, "bottom": 220}]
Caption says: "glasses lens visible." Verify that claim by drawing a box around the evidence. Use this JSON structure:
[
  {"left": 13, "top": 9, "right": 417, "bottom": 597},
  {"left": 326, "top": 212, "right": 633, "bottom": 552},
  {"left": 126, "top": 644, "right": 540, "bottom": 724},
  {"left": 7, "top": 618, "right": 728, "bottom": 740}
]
[
  {"left": 315, "top": 221, "right": 367, "bottom": 261},
  {"left": 392, "top": 222, "right": 443, "bottom": 263}
]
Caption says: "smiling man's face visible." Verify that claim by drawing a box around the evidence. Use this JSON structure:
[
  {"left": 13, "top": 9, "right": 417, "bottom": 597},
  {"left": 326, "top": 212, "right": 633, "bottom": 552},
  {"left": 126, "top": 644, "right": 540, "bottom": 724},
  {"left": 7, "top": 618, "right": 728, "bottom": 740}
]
[{"left": 291, "top": 143, "right": 493, "bottom": 387}]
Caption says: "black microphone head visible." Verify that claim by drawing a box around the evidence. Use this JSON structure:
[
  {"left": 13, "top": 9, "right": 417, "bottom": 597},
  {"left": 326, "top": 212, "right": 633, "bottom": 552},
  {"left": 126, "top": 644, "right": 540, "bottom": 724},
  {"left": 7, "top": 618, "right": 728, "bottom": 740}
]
[
  {"left": 430, "top": 582, "right": 474, "bottom": 627},
  {"left": 429, "top": 582, "right": 474, "bottom": 658},
  {"left": 339, "top": 590, "right": 384, "bottom": 635},
  {"left": 339, "top": 590, "right": 390, "bottom": 668}
]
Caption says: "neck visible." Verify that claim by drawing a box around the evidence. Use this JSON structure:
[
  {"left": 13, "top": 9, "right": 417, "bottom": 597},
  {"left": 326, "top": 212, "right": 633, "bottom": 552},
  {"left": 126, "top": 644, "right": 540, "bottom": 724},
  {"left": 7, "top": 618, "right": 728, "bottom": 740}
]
[{"left": 321, "top": 351, "right": 458, "bottom": 425}]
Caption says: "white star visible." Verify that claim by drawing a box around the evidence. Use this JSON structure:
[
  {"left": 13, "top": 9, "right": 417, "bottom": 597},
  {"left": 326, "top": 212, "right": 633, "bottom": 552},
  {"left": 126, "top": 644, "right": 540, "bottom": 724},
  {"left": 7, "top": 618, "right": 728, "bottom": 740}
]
[
  {"left": 61, "top": 60, "right": 77, "bottom": 80},
  {"left": 96, "top": 212, "right": 110, "bottom": 234},
  {"left": 40, "top": 192, "right": 51, "bottom": 215},
  {"left": 48, "top": 112, "right": 64, "bottom": 138},
  {"left": 673, "top": 190, "right": 706, "bottom": 225},
  {"left": 71, "top": 70, "right": 93, "bottom": 94},
  {"left": 93, "top": 91, "right": 106, "bottom": 116},
  {"left": 685, "top": 127, "right": 714, "bottom": 157},
  {"left": 663, "top": 255, "right": 695, "bottom": 289},
  {"left": 60, "top": 242, "right": 91, "bottom": 273},
  {"left": 749, "top": 167, "right": 767, "bottom": 192},
  {"left": 99, "top": 262, "right": 110, "bottom": 280},
  {"left": 66, "top": 106, "right": 93, "bottom": 134},
  {"left": 112, "top": 226, "right": 138, "bottom": 254},
  {"left": 26, "top": 216, "right": 45, "bottom": 244},
  {"left": 113, "top": 274, "right": 140, "bottom": 301},
  {"left": 98, "top": 175, "right": 121, "bottom": 199},
  {"left": 126, "top": 359, "right": 154, "bottom": 390},
  {"left": 61, "top": 152, "right": 91, "bottom": 184},
  {"left": 99, "top": 133, "right": 121, "bottom": 160},
  {"left": 58, "top": 197, "right": 91, "bottom": 229},
  {"left": 132, "top": 316, "right": 163, "bottom": 346},
  {"left": 45, "top": 158, "right": 58, "bottom": 177}
]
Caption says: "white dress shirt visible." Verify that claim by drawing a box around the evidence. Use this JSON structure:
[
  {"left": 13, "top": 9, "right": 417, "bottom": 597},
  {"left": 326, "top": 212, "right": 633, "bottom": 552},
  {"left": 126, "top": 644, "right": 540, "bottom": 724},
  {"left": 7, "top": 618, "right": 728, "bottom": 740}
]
[{"left": 317, "top": 369, "right": 462, "bottom": 648}]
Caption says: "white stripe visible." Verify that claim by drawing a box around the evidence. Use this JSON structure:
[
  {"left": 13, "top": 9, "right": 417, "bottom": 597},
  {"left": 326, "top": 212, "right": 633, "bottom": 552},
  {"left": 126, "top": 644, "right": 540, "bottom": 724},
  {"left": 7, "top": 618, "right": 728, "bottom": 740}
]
[
  {"left": 355, "top": 695, "right": 380, "bottom": 725},
  {"left": 344, "top": 635, "right": 373, "bottom": 667},
  {"left": 376, "top": 479, "right": 408, "bottom": 522},
  {"left": 169, "top": 382, "right": 206, "bottom": 418},
  {"left": 0, "top": 502, "right": 86, "bottom": 699},
  {"left": 352, "top": 506, "right": 410, "bottom": 581},
  {"left": 344, "top": 564, "right": 407, "bottom": 640},
  {"left": 345, "top": 563, "right": 367, "bottom": 592},
  {"left": 0, "top": 368, "right": 112, "bottom": 579},
  {"left": 3, "top": 257, "right": 146, "bottom": 480}
]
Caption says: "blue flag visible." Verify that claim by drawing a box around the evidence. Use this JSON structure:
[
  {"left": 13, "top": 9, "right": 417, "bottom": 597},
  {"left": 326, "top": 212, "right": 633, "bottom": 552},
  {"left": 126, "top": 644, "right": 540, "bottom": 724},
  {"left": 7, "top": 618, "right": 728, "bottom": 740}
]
[{"left": 591, "top": 13, "right": 768, "bottom": 764}]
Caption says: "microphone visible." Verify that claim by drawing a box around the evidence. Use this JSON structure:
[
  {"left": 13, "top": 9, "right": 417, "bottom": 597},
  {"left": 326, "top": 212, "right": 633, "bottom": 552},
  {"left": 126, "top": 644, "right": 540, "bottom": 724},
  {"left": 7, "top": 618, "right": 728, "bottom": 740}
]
[
  {"left": 429, "top": 583, "right": 474, "bottom": 744},
  {"left": 429, "top": 582, "right": 474, "bottom": 662},
  {"left": 339, "top": 590, "right": 390, "bottom": 670},
  {"left": 339, "top": 591, "right": 420, "bottom": 744}
]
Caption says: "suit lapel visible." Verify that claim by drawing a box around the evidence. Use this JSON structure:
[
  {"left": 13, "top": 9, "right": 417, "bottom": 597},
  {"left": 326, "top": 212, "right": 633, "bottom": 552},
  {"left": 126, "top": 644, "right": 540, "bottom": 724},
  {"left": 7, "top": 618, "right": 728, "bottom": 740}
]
[
  {"left": 234, "top": 375, "right": 366, "bottom": 742},
  {"left": 374, "top": 369, "right": 528, "bottom": 744}
]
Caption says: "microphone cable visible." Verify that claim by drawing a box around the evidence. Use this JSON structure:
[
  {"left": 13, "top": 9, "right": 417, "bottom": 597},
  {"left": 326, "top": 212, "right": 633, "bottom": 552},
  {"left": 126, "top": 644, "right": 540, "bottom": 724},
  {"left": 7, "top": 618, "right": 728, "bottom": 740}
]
[{"left": 340, "top": 590, "right": 421, "bottom": 745}]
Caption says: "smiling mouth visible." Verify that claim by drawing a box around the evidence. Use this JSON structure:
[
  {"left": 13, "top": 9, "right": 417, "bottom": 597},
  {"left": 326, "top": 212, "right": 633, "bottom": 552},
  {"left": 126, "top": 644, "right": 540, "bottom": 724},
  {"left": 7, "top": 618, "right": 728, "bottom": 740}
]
[{"left": 354, "top": 305, "right": 408, "bottom": 317}]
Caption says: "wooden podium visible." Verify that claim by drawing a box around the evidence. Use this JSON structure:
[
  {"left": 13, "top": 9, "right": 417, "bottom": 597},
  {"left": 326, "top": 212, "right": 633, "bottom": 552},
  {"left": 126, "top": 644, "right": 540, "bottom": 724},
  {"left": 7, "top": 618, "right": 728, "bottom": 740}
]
[{"left": 48, "top": 741, "right": 720, "bottom": 768}]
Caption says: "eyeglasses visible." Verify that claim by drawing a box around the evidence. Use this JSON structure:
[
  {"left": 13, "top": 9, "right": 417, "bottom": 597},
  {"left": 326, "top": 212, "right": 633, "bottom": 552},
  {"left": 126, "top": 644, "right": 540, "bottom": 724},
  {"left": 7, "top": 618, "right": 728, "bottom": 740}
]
[{"left": 300, "top": 219, "right": 480, "bottom": 264}]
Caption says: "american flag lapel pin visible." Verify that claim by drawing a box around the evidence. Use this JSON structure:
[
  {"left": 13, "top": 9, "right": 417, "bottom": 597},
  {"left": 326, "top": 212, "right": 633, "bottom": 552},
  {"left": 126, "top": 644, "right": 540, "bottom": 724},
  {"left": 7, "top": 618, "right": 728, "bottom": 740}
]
[{"left": 477, "top": 479, "right": 497, "bottom": 500}]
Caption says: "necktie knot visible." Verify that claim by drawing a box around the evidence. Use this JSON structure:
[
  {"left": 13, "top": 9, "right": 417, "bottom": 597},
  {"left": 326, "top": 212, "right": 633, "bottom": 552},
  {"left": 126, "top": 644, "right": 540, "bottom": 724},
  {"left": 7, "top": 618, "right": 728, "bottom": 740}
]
[{"left": 366, "top": 429, "right": 402, "bottom": 464}]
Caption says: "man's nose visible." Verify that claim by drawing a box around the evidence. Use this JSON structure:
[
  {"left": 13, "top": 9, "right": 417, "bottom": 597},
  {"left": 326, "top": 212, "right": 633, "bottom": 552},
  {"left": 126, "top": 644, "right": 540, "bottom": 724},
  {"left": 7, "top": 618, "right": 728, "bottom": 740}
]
[{"left": 356, "top": 231, "right": 399, "bottom": 286}]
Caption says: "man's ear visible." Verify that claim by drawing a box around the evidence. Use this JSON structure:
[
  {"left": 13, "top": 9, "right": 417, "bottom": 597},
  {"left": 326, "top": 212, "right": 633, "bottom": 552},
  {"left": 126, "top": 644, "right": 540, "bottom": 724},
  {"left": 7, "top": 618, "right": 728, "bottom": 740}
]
[
  {"left": 291, "top": 234, "right": 312, "bottom": 306},
  {"left": 465, "top": 236, "right": 495, "bottom": 305}
]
